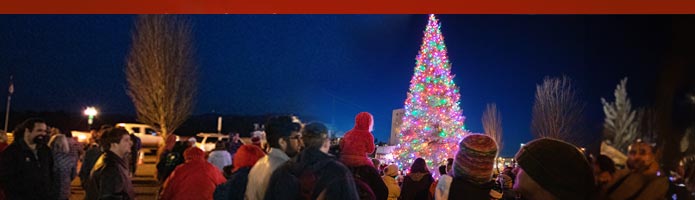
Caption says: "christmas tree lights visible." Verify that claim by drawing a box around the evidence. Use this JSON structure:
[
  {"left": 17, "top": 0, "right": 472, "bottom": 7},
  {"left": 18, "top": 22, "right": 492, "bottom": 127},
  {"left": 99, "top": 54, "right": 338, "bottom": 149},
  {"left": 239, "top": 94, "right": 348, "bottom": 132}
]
[{"left": 394, "top": 14, "right": 468, "bottom": 169}]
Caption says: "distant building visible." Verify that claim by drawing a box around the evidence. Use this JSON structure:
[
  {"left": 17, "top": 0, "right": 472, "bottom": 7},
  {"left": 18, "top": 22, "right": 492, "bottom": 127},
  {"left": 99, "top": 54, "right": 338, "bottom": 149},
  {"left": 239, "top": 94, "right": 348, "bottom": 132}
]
[{"left": 389, "top": 108, "right": 405, "bottom": 145}]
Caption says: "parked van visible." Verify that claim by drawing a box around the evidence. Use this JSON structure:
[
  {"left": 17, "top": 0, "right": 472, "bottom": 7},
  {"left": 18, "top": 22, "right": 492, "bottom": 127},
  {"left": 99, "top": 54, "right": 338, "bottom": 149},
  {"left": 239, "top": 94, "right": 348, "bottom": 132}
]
[{"left": 116, "top": 123, "right": 164, "bottom": 149}]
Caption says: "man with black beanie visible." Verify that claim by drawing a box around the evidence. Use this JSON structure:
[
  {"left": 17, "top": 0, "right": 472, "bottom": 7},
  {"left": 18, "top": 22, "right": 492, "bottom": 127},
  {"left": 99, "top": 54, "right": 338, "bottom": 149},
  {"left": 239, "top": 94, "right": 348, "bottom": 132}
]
[{"left": 513, "top": 138, "right": 595, "bottom": 200}]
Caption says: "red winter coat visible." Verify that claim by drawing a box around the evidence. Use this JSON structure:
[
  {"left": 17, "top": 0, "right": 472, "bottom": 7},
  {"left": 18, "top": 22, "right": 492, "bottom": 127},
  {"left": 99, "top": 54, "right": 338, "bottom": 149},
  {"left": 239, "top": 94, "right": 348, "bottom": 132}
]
[
  {"left": 340, "top": 112, "right": 376, "bottom": 167},
  {"left": 160, "top": 147, "right": 227, "bottom": 200}
]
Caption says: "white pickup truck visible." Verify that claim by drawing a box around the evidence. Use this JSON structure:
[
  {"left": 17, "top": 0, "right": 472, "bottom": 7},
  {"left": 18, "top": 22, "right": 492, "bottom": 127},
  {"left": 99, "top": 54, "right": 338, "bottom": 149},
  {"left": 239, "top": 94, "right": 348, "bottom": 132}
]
[{"left": 115, "top": 123, "right": 164, "bottom": 149}]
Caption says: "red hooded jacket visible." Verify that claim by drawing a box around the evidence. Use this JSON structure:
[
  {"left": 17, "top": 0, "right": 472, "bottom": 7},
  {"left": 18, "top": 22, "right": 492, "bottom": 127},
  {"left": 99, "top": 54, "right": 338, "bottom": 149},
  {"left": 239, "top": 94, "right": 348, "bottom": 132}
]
[
  {"left": 340, "top": 112, "right": 376, "bottom": 167},
  {"left": 160, "top": 147, "right": 227, "bottom": 200}
]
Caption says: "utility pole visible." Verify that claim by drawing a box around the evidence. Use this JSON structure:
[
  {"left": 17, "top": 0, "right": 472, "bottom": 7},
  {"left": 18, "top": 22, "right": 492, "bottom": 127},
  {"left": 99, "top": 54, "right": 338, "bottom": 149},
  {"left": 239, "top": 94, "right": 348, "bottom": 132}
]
[{"left": 4, "top": 76, "right": 13, "bottom": 132}]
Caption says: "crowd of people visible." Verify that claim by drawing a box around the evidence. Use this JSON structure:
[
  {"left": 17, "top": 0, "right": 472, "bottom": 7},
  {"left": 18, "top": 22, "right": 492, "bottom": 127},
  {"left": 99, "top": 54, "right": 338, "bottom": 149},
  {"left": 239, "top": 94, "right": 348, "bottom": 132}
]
[{"left": 0, "top": 112, "right": 693, "bottom": 200}]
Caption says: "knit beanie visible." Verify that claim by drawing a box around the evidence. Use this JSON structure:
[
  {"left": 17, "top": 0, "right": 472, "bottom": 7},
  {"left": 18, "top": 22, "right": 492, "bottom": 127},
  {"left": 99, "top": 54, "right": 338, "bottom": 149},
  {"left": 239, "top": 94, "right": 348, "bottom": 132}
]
[
  {"left": 453, "top": 134, "right": 497, "bottom": 184},
  {"left": 384, "top": 164, "right": 399, "bottom": 177},
  {"left": 515, "top": 138, "right": 595, "bottom": 200},
  {"left": 232, "top": 144, "right": 266, "bottom": 172}
]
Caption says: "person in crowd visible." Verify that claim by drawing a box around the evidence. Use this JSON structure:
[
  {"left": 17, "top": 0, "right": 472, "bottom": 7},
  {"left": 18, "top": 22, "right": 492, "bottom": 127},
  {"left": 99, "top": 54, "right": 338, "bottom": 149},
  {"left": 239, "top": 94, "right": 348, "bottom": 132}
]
[
  {"left": 265, "top": 122, "right": 359, "bottom": 200},
  {"left": 676, "top": 155, "right": 695, "bottom": 199},
  {"left": 437, "top": 134, "right": 498, "bottom": 200},
  {"left": 0, "top": 130, "right": 7, "bottom": 200},
  {"left": 128, "top": 132, "right": 142, "bottom": 176},
  {"left": 592, "top": 154, "right": 616, "bottom": 189},
  {"left": 187, "top": 136, "right": 197, "bottom": 147},
  {"left": 226, "top": 132, "right": 243, "bottom": 156},
  {"left": 339, "top": 112, "right": 388, "bottom": 200},
  {"left": 498, "top": 173, "right": 517, "bottom": 200},
  {"left": 666, "top": 155, "right": 695, "bottom": 200},
  {"left": 502, "top": 166, "right": 515, "bottom": 186},
  {"left": 49, "top": 127, "right": 61, "bottom": 137},
  {"left": 251, "top": 136, "right": 263, "bottom": 150},
  {"left": 157, "top": 134, "right": 177, "bottom": 163},
  {"left": 49, "top": 133, "right": 76, "bottom": 200},
  {"left": 0, "top": 130, "right": 8, "bottom": 151},
  {"left": 513, "top": 138, "right": 595, "bottom": 200},
  {"left": 85, "top": 127, "right": 134, "bottom": 200},
  {"left": 340, "top": 112, "right": 376, "bottom": 167},
  {"left": 400, "top": 158, "right": 434, "bottom": 200},
  {"left": 246, "top": 115, "right": 304, "bottom": 200},
  {"left": 65, "top": 130, "right": 83, "bottom": 181},
  {"left": 430, "top": 165, "right": 450, "bottom": 200},
  {"left": 0, "top": 118, "right": 57, "bottom": 200},
  {"left": 445, "top": 158, "right": 454, "bottom": 174},
  {"left": 372, "top": 158, "right": 382, "bottom": 175},
  {"left": 382, "top": 164, "right": 401, "bottom": 200},
  {"left": 157, "top": 140, "right": 191, "bottom": 183},
  {"left": 214, "top": 144, "right": 266, "bottom": 200},
  {"left": 160, "top": 147, "right": 227, "bottom": 200},
  {"left": 87, "top": 127, "right": 99, "bottom": 147},
  {"left": 80, "top": 125, "right": 112, "bottom": 190},
  {"left": 208, "top": 141, "right": 232, "bottom": 172},
  {"left": 601, "top": 139, "right": 668, "bottom": 200}
]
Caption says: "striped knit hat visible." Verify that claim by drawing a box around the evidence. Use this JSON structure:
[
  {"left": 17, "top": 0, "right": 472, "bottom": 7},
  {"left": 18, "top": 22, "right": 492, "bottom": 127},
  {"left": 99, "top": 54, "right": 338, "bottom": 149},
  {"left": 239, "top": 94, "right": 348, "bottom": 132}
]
[{"left": 453, "top": 134, "right": 498, "bottom": 184}]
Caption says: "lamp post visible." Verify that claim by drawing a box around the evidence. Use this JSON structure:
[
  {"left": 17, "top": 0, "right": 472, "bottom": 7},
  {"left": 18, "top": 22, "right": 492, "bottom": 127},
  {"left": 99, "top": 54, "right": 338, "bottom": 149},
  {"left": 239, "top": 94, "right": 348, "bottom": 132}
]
[{"left": 84, "top": 107, "right": 98, "bottom": 130}]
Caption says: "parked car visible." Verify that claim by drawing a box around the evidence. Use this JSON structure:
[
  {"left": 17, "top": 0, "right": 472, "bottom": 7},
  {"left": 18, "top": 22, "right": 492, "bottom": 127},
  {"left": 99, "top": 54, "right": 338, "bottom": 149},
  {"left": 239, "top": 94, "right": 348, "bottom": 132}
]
[
  {"left": 116, "top": 123, "right": 164, "bottom": 149},
  {"left": 194, "top": 133, "right": 229, "bottom": 152}
]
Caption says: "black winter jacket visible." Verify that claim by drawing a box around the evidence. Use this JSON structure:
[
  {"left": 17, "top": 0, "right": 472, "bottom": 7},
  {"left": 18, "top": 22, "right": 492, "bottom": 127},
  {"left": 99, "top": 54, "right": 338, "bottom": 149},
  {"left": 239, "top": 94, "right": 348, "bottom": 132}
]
[
  {"left": 0, "top": 140, "right": 57, "bottom": 200},
  {"left": 85, "top": 150, "right": 135, "bottom": 200}
]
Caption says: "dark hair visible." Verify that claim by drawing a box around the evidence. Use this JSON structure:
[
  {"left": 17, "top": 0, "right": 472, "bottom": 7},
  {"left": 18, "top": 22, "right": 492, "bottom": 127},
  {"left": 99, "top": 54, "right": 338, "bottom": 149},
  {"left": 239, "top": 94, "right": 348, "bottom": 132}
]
[
  {"left": 100, "top": 125, "right": 114, "bottom": 132},
  {"left": 302, "top": 122, "right": 328, "bottom": 150},
  {"left": 410, "top": 157, "right": 429, "bottom": 174},
  {"left": 61, "top": 128, "right": 72, "bottom": 138},
  {"left": 215, "top": 141, "right": 227, "bottom": 150},
  {"left": 265, "top": 116, "right": 302, "bottom": 148},
  {"left": 597, "top": 154, "right": 616, "bottom": 174},
  {"left": 438, "top": 165, "right": 447, "bottom": 175},
  {"left": 99, "top": 128, "right": 129, "bottom": 150},
  {"left": 13, "top": 118, "right": 46, "bottom": 139}
]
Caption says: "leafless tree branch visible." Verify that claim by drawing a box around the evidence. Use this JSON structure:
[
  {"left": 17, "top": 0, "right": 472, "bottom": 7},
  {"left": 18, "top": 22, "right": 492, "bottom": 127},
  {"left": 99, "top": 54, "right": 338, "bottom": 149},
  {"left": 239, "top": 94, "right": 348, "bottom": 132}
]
[
  {"left": 125, "top": 15, "right": 197, "bottom": 139},
  {"left": 531, "top": 76, "right": 584, "bottom": 143},
  {"left": 482, "top": 103, "right": 502, "bottom": 152}
]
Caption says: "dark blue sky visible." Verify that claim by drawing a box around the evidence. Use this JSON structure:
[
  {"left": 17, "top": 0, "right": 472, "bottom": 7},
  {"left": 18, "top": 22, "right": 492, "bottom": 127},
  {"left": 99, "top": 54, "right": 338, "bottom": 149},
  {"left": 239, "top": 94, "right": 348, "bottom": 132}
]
[{"left": 0, "top": 15, "right": 673, "bottom": 156}]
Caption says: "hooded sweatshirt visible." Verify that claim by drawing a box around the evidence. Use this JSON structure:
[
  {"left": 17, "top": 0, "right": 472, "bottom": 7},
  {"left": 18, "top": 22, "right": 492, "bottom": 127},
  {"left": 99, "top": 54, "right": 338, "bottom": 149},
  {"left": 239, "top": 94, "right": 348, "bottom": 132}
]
[
  {"left": 340, "top": 112, "right": 376, "bottom": 167},
  {"left": 382, "top": 165, "right": 401, "bottom": 200},
  {"left": 400, "top": 172, "right": 434, "bottom": 200},
  {"left": 160, "top": 147, "right": 227, "bottom": 200}
]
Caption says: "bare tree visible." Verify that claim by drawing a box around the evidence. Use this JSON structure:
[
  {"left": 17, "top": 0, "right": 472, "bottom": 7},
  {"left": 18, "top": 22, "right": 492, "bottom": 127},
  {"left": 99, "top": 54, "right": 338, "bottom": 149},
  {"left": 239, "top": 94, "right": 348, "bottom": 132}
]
[
  {"left": 482, "top": 103, "right": 502, "bottom": 152},
  {"left": 125, "top": 15, "right": 197, "bottom": 139},
  {"left": 602, "top": 78, "right": 638, "bottom": 152},
  {"left": 531, "top": 76, "right": 584, "bottom": 142}
]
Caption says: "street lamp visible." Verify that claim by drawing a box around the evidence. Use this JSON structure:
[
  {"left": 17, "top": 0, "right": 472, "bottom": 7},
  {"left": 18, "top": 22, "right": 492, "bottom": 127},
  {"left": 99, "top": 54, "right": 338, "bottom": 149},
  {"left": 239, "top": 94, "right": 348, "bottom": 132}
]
[{"left": 84, "top": 107, "right": 98, "bottom": 129}]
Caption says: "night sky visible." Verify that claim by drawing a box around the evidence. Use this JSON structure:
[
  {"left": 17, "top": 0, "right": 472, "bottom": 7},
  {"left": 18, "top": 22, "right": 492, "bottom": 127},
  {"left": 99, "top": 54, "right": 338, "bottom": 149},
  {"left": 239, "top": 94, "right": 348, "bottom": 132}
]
[{"left": 0, "top": 15, "right": 675, "bottom": 156}]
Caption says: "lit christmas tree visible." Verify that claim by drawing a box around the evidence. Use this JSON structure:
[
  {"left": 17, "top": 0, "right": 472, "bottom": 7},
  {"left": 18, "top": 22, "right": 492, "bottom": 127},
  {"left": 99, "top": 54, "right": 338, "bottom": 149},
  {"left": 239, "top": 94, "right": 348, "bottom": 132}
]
[{"left": 394, "top": 14, "right": 468, "bottom": 168}]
